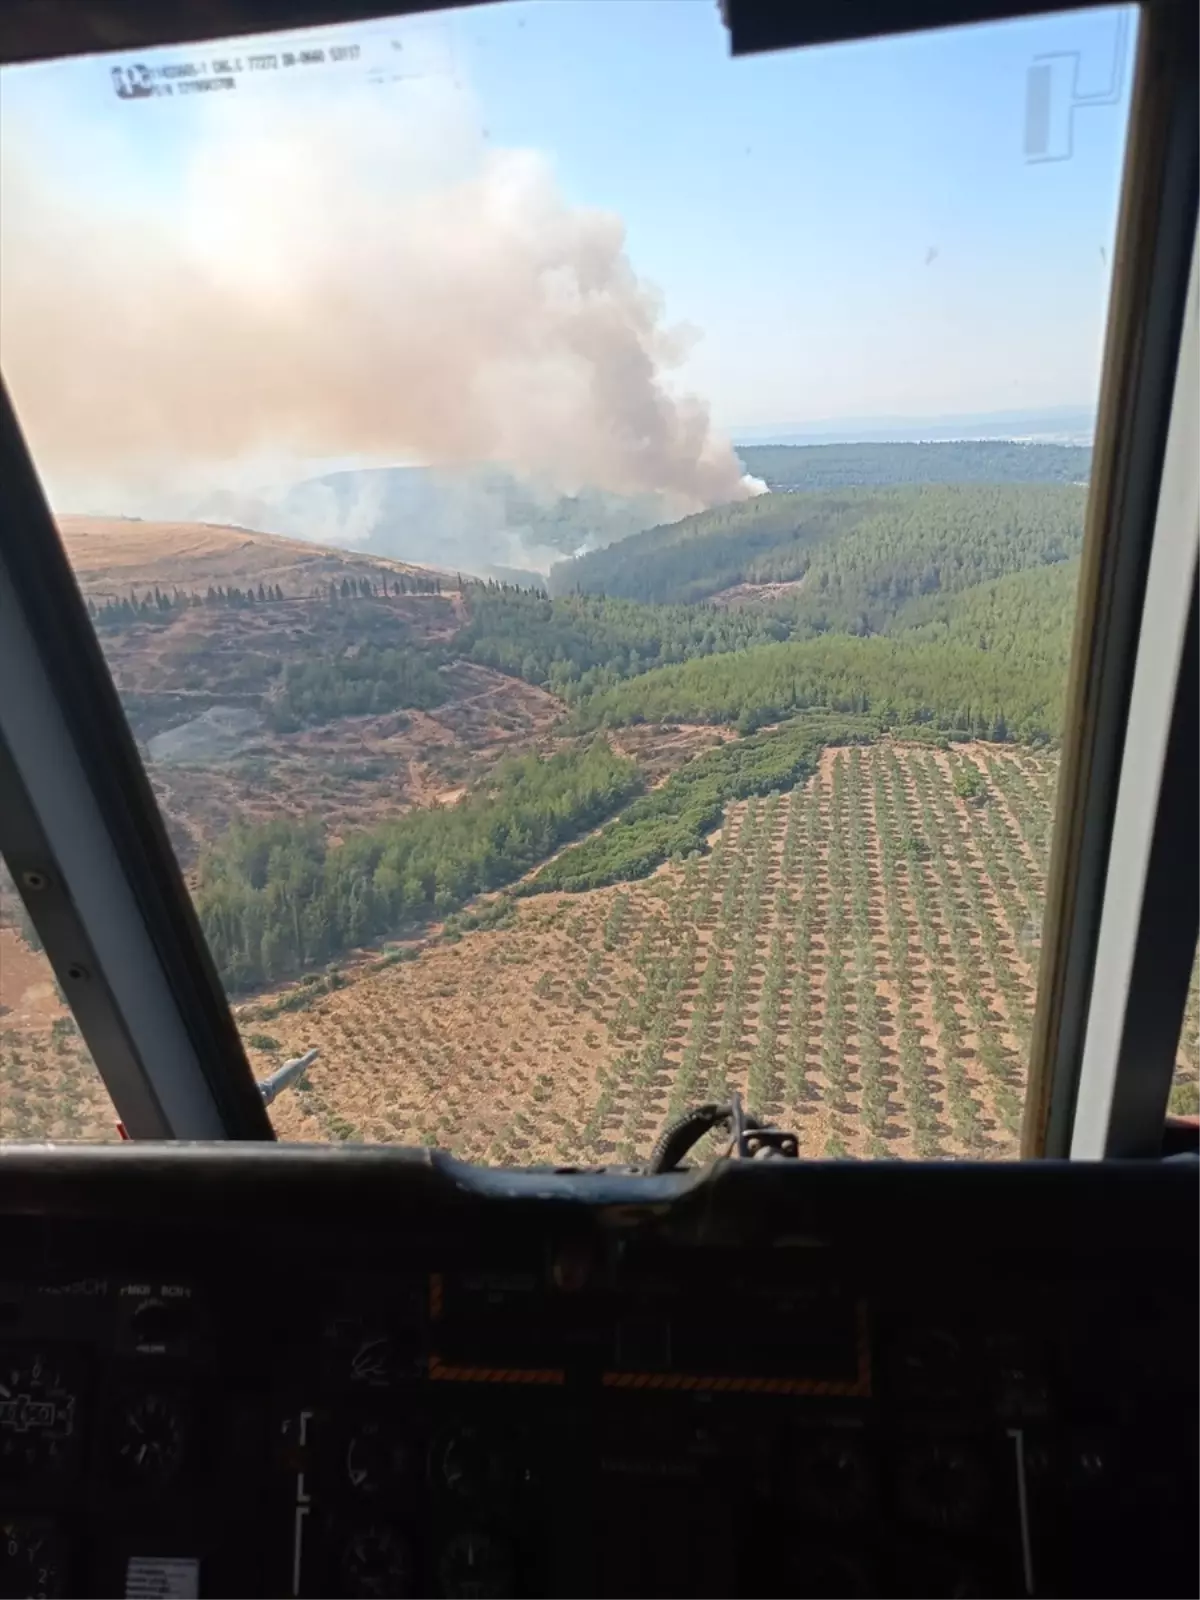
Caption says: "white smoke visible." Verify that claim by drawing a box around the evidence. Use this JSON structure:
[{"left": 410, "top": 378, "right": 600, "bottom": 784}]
[{"left": 0, "top": 75, "right": 757, "bottom": 521}]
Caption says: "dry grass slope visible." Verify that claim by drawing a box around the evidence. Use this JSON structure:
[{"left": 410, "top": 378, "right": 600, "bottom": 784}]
[
  {"left": 259, "top": 743, "right": 1084, "bottom": 1162},
  {"left": 3, "top": 742, "right": 1196, "bottom": 1149},
  {"left": 57, "top": 515, "right": 454, "bottom": 600}
]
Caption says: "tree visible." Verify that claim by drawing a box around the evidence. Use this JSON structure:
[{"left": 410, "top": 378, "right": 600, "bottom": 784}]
[{"left": 953, "top": 766, "right": 986, "bottom": 802}]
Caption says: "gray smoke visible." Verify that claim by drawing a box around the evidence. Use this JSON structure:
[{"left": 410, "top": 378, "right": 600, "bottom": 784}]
[{"left": 0, "top": 83, "right": 764, "bottom": 523}]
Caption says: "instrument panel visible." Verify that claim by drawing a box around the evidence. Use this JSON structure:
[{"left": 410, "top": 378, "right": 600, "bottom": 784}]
[{"left": 0, "top": 1149, "right": 1194, "bottom": 1598}]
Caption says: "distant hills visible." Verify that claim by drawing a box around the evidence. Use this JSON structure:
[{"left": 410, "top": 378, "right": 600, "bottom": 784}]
[
  {"left": 737, "top": 440, "right": 1091, "bottom": 492},
  {"left": 730, "top": 405, "right": 1095, "bottom": 447},
  {"left": 182, "top": 465, "right": 673, "bottom": 580},
  {"left": 549, "top": 482, "right": 1087, "bottom": 615},
  {"left": 88, "top": 436, "right": 1094, "bottom": 585}
]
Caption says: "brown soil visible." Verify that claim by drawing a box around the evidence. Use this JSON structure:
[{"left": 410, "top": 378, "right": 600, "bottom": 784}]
[
  {"left": 94, "top": 594, "right": 568, "bottom": 864},
  {"left": 261, "top": 743, "right": 1057, "bottom": 1165},
  {"left": 0, "top": 928, "right": 118, "bottom": 1140},
  {"left": 0, "top": 927, "right": 61, "bottom": 1030},
  {"left": 11, "top": 737, "right": 1193, "bottom": 1153},
  {"left": 59, "top": 514, "right": 454, "bottom": 600},
  {"left": 708, "top": 578, "right": 807, "bottom": 611}
]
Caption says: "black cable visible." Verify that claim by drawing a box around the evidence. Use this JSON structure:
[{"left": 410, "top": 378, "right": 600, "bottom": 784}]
[{"left": 648, "top": 1103, "right": 733, "bottom": 1174}]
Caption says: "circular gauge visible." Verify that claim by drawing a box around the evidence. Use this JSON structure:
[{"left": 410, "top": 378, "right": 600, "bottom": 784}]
[
  {"left": 900, "top": 1547, "right": 1001, "bottom": 1599},
  {"left": 898, "top": 1439, "right": 986, "bottom": 1531},
  {"left": 894, "top": 1327, "right": 966, "bottom": 1404},
  {"left": 796, "top": 1435, "right": 872, "bottom": 1522},
  {"left": 346, "top": 1421, "right": 417, "bottom": 1498},
  {"left": 113, "top": 1393, "right": 187, "bottom": 1483},
  {"left": 432, "top": 1427, "right": 512, "bottom": 1502},
  {"left": 349, "top": 1335, "right": 403, "bottom": 1388},
  {"left": 0, "top": 1517, "right": 65, "bottom": 1599},
  {"left": 437, "top": 1530, "right": 513, "bottom": 1600},
  {"left": 987, "top": 1335, "right": 1048, "bottom": 1422},
  {"left": 339, "top": 1527, "right": 416, "bottom": 1599},
  {"left": 0, "top": 1353, "right": 78, "bottom": 1480},
  {"left": 791, "top": 1547, "right": 875, "bottom": 1599}
]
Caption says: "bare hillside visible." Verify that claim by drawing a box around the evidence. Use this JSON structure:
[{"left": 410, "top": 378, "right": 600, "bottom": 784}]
[{"left": 57, "top": 514, "right": 455, "bottom": 600}]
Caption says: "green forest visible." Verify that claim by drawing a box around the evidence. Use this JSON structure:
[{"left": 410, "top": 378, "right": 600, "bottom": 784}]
[
  {"left": 571, "top": 632, "right": 1066, "bottom": 741},
  {"left": 529, "top": 714, "right": 874, "bottom": 893},
  {"left": 268, "top": 642, "right": 450, "bottom": 729},
  {"left": 887, "top": 557, "right": 1081, "bottom": 659},
  {"left": 194, "top": 741, "right": 639, "bottom": 989},
  {"left": 736, "top": 440, "right": 1091, "bottom": 491},
  {"left": 456, "top": 585, "right": 791, "bottom": 696},
  {"left": 550, "top": 484, "right": 1086, "bottom": 609},
  {"left": 82, "top": 465, "right": 1099, "bottom": 990}
]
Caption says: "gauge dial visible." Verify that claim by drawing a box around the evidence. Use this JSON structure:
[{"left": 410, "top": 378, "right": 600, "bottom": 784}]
[
  {"left": 901, "top": 1548, "right": 999, "bottom": 1599},
  {"left": 898, "top": 1439, "right": 986, "bottom": 1530},
  {"left": 346, "top": 1420, "right": 416, "bottom": 1498},
  {"left": 324, "top": 1307, "right": 420, "bottom": 1389},
  {"left": 349, "top": 1335, "right": 402, "bottom": 1387},
  {"left": 433, "top": 1427, "right": 513, "bottom": 1502},
  {"left": 0, "top": 1353, "right": 78, "bottom": 1480},
  {"left": 437, "top": 1530, "right": 513, "bottom": 1600},
  {"left": 791, "top": 1547, "right": 875, "bottom": 1599},
  {"left": 895, "top": 1327, "right": 965, "bottom": 1403},
  {"left": 0, "top": 1517, "right": 65, "bottom": 1599},
  {"left": 114, "top": 1393, "right": 186, "bottom": 1483},
  {"left": 987, "top": 1334, "right": 1048, "bottom": 1421},
  {"left": 339, "top": 1527, "right": 415, "bottom": 1599},
  {"left": 796, "top": 1435, "right": 872, "bottom": 1522}
]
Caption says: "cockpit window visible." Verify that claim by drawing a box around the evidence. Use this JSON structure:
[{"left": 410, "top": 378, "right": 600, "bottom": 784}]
[
  {"left": 0, "top": 855, "right": 117, "bottom": 1139},
  {"left": 0, "top": 3, "right": 1136, "bottom": 1155},
  {"left": 1170, "top": 949, "right": 1199, "bottom": 1121}
]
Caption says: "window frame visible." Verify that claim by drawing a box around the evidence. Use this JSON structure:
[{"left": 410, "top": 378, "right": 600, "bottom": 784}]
[{"left": 0, "top": 0, "right": 1193, "bottom": 1151}]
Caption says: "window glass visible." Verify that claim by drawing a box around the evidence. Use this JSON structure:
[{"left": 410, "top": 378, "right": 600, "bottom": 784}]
[
  {"left": 0, "top": 857, "right": 118, "bottom": 1140},
  {"left": 0, "top": 4, "right": 1135, "bottom": 1157},
  {"left": 1169, "top": 949, "right": 1199, "bottom": 1120}
]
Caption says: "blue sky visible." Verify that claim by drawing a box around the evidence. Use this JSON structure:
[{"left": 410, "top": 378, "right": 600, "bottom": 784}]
[
  {"left": 453, "top": 0, "right": 1133, "bottom": 427},
  {"left": 0, "top": 0, "right": 1133, "bottom": 478}
]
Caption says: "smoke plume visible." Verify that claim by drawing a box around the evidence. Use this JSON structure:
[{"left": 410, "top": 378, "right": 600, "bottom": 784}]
[{"left": 0, "top": 81, "right": 760, "bottom": 517}]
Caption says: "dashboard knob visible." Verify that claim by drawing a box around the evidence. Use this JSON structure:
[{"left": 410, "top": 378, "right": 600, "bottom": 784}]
[{"left": 128, "top": 1296, "right": 190, "bottom": 1354}]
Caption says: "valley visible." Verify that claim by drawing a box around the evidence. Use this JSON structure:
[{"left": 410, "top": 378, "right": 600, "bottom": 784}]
[
  {"left": 257, "top": 741, "right": 1057, "bottom": 1162},
  {"left": 2, "top": 451, "right": 1195, "bottom": 1149}
]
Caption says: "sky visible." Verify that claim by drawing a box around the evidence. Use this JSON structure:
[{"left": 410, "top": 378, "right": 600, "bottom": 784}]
[
  {"left": 456, "top": 0, "right": 1133, "bottom": 427},
  {"left": 0, "top": 0, "right": 1133, "bottom": 508}
]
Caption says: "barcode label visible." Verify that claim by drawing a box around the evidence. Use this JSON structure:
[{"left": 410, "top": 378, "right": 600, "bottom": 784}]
[{"left": 125, "top": 1556, "right": 200, "bottom": 1598}]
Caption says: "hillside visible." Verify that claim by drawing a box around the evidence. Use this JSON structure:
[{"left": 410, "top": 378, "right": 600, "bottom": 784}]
[
  {"left": 887, "top": 557, "right": 1081, "bottom": 658},
  {"left": 571, "top": 632, "right": 1066, "bottom": 742},
  {"left": 737, "top": 440, "right": 1091, "bottom": 491},
  {"left": 68, "top": 494, "right": 1085, "bottom": 951},
  {"left": 182, "top": 466, "right": 672, "bottom": 578},
  {"left": 6, "top": 485, "right": 1198, "bottom": 1153},
  {"left": 549, "top": 483, "right": 1086, "bottom": 614},
  {"left": 257, "top": 743, "right": 1059, "bottom": 1160},
  {"left": 57, "top": 514, "right": 454, "bottom": 602},
  {"left": 89, "top": 589, "right": 567, "bottom": 867}
]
